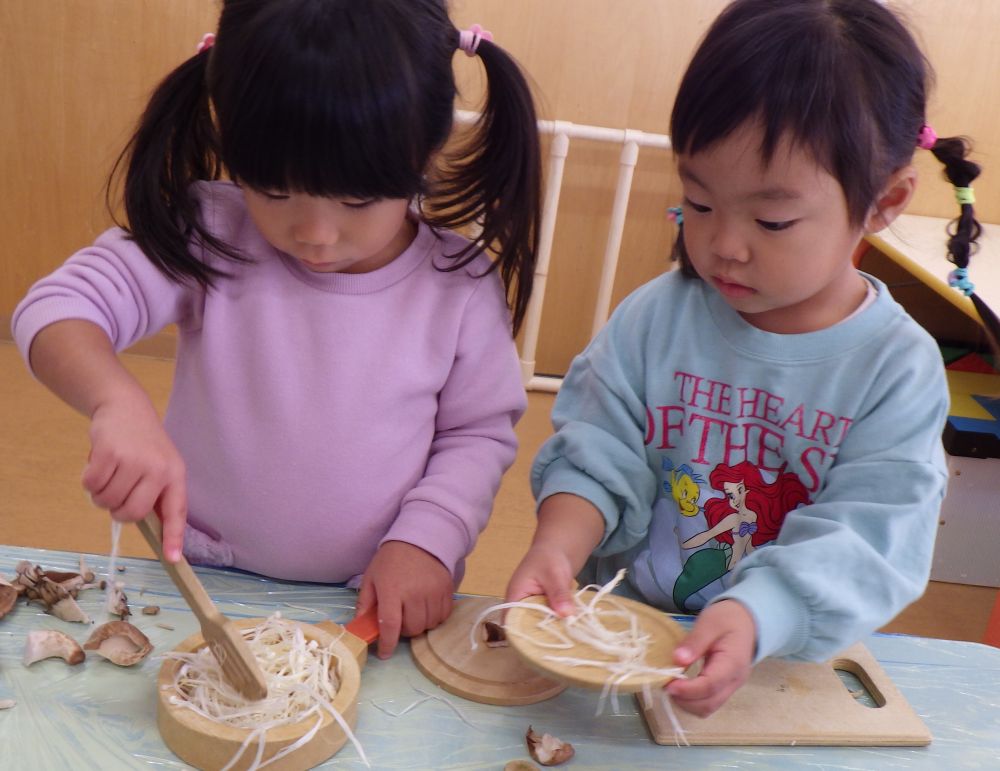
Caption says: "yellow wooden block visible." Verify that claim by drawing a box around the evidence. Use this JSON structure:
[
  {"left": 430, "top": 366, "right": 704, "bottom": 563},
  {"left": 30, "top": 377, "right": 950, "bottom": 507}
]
[{"left": 946, "top": 370, "right": 1000, "bottom": 419}]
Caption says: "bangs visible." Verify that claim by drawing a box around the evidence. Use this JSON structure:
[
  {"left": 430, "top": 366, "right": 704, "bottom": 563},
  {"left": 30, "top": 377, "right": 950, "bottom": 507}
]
[
  {"left": 673, "top": 5, "right": 866, "bottom": 174},
  {"left": 209, "top": 0, "right": 453, "bottom": 199},
  {"left": 668, "top": 0, "right": 921, "bottom": 224}
]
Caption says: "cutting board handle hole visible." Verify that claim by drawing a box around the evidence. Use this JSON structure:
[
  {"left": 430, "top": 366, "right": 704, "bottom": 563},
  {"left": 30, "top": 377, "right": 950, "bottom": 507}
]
[{"left": 832, "top": 659, "right": 886, "bottom": 708}]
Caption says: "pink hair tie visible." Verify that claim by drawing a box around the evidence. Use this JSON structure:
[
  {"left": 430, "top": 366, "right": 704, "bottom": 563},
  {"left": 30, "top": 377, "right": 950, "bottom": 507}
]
[
  {"left": 458, "top": 24, "right": 493, "bottom": 56},
  {"left": 196, "top": 32, "right": 216, "bottom": 54},
  {"left": 917, "top": 123, "right": 937, "bottom": 150}
]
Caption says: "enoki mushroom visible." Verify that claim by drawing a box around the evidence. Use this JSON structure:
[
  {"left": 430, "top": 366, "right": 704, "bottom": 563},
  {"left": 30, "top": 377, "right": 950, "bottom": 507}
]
[
  {"left": 472, "top": 570, "right": 690, "bottom": 742},
  {"left": 104, "top": 520, "right": 123, "bottom": 614},
  {"left": 161, "top": 613, "right": 369, "bottom": 770},
  {"left": 370, "top": 686, "right": 482, "bottom": 730}
]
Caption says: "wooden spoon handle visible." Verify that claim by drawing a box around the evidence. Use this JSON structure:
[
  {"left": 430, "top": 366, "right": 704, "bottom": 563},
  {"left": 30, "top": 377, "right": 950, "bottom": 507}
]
[{"left": 137, "top": 513, "right": 223, "bottom": 627}]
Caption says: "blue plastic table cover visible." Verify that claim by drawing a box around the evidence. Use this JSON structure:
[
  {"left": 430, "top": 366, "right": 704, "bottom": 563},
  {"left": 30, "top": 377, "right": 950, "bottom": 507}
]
[{"left": 2, "top": 544, "right": 999, "bottom": 769}]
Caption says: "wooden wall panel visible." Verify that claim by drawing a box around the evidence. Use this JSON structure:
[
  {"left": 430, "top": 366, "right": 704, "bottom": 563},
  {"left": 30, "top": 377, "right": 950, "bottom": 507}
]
[
  {"left": 1, "top": 0, "right": 216, "bottom": 340},
  {"left": 902, "top": 1, "right": 1000, "bottom": 223},
  {"left": 450, "top": 0, "right": 729, "bottom": 373},
  {"left": 451, "top": 0, "right": 1000, "bottom": 373},
  {"left": 2, "top": 1, "right": 998, "bottom": 375}
]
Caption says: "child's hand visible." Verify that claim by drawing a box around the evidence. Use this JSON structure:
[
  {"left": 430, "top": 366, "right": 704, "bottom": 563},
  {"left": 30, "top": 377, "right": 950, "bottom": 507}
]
[
  {"left": 665, "top": 599, "right": 756, "bottom": 717},
  {"left": 84, "top": 393, "right": 188, "bottom": 562},
  {"left": 356, "top": 541, "right": 454, "bottom": 659},
  {"left": 504, "top": 542, "right": 578, "bottom": 617}
]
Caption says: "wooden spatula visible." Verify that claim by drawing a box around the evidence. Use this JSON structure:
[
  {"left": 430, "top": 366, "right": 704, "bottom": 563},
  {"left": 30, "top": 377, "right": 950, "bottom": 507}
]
[{"left": 137, "top": 513, "right": 268, "bottom": 701}]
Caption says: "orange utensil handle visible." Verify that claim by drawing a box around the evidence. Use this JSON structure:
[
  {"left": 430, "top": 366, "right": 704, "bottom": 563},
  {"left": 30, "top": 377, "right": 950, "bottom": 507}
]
[{"left": 345, "top": 604, "right": 380, "bottom": 644}]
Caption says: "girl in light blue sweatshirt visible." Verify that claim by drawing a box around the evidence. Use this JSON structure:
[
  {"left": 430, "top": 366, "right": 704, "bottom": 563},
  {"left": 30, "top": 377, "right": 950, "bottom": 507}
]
[{"left": 507, "top": 0, "right": 985, "bottom": 717}]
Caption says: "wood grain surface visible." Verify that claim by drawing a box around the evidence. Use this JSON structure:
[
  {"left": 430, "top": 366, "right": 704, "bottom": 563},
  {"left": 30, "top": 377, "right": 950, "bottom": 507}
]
[
  {"left": 640, "top": 642, "right": 932, "bottom": 746},
  {"left": 409, "top": 596, "right": 567, "bottom": 705},
  {"left": 505, "top": 592, "right": 686, "bottom": 692}
]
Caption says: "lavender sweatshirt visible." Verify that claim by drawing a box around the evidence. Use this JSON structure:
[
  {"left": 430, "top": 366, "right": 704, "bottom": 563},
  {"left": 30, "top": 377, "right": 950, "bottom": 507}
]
[{"left": 12, "top": 182, "right": 526, "bottom": 583}]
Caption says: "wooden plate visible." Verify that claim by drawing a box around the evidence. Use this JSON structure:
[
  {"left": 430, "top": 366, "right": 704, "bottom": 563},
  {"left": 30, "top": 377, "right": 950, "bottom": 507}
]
[
  {"left": 410, "top": 596, "right": 566, "bottom": 705},
  {"left": 505, "top": 592, "right": 686, "bottom": 692},
  {"left": 157, "top": 618, "right": 361, "bottom": 771}
]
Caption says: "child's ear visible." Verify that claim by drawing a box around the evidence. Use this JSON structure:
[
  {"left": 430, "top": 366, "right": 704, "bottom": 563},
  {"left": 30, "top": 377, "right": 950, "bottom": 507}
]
[{"left": 864, "top": 165, "right": 917, "bottom": 232}]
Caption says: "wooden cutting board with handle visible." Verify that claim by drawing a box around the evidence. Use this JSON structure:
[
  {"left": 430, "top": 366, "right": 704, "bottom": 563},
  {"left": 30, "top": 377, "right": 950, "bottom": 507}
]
[{"left": 640, "top": 642, "right": 931, "bottom": 746}]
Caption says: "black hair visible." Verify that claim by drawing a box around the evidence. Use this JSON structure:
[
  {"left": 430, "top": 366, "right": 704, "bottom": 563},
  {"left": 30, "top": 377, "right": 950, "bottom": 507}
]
[
  {"left": 108, "top": 0, "right": 540, "bottom": 334},
  {"left": 928, "top": 137, "right": 995, "bottom": 344},
  {"left": 667, "top": 0, "right": 990, "bottom": 341}
]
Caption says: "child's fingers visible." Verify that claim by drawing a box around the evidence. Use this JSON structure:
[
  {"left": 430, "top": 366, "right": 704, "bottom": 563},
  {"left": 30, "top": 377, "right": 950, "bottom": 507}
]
[
  {"left": 81, "top": 454, "right": 116, "bottom": 496},
  {"left": 508, "top": 581, "right": 573, "bottom": 616},
  {"left": 504, "top": 576, "right": 537, "bottom": 604},
  {"left": 666, "top": 600, "right": 755, "bottom": 717},
  {"left": 438, "top": 593, "right": 452, "bottom": 628},
  {"left": 355, "top": 578, "right": 376, "bottom": 617},
  {"left": 503, "top": 575, "right": 562, "bottom": 623},
  {"left": 425, "top": 593, "right": 451, "bottom": 633},
  {"left": 543, "top": 579, "right": 576, "bottom": 617},
  {"left": 672, "top": 624, "right": 714, "bottom": 668},
  {"left": 400, "top": 598, "right": 428, "bottom": 639},
  {"left": 666, "top": 653, "right": 747, "bottom": 717},
  {"left": 112, "top": 477, "right": 164, "bottom": 523},
  {"left": 505, "top": 552, "right": 575, "bottom": 616},
  {"left": 667, "top": 681, "right": 726, "bottom": 717},
  {"left": 376, "top": 600, "right": 403, "bottom": 659},
  {"left": 156, "top": 484, "right": 188, "bottom": 563},
  {"left": 89, "top": 465, "right": 140, "bottom": 512}
]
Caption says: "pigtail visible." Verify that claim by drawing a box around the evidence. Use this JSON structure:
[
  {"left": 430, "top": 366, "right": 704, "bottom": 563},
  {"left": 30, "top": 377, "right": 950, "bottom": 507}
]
[
  {"left": 928, "top": 137, "right": 998, "bottom": 347},
  {"left": 426, "top": 35, "right": 542, "bottom": 336},
  {"left": 107, "top": 47, "right": 240, "bottom": 287},
  {"left": 669, "top": 223, "right": 698, "bottom": 279}
]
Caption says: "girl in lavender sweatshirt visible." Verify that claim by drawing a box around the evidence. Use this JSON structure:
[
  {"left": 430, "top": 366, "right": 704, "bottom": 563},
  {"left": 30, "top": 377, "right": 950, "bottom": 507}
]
[{"left": 12, "top": 0, "right": 540, "bottom": 658}]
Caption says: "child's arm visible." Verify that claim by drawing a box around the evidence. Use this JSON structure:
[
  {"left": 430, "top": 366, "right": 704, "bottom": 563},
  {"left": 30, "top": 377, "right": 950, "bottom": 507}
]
[
  {"left": 716, "top": 366, "right": 948, "bottom": 664},
  {"left": 28, "top": 319, "right": 188, "bottom": 561},
  {"left": 504, "top": 493, "right": 606, "bottom": 614},
  {"left": 361, "top": 270, "right": 527, "bottom": 654},
  {"left": 13, "top": 227, "right": 198, "bottom": 562}
]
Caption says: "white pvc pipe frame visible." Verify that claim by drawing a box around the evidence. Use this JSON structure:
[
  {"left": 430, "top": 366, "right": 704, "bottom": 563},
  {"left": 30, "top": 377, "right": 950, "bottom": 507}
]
[{"left": 456, "top": 110, "right": 672, "bottom": 393}]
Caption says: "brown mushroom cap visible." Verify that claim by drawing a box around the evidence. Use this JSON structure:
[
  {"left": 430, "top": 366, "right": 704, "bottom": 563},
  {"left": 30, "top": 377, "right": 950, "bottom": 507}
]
[
  {"left": 84, "top": 621, "right": 153, "bottom": 666},
  {"left": 525, "top": 726, "right": 575, "bottom": 766},
  {"left": 4, "top": 560, "right": 104, "bottom": 623},
  {"left": 0, "top": 583, "right": 17, "bottom": 620},
  {"left": 41, "top": 570, "right": 80, "bottom": 584}
]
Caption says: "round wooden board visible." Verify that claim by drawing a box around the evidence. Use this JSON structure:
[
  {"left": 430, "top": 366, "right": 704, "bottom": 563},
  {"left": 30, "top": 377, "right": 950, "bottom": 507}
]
[
  {"left": 157, "top": 618, "right": 361, "bottom": 771},
  {"left": 505, "top": 592, "right": 686, "bottom": 692},
  {"left": 410, "top": 596, "right": 566, "bottom": 705}
]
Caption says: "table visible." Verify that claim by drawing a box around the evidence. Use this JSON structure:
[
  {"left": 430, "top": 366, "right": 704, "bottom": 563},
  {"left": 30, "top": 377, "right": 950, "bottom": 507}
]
[{"left": 2, "top": 544, "right": 999, "bottom": 769}]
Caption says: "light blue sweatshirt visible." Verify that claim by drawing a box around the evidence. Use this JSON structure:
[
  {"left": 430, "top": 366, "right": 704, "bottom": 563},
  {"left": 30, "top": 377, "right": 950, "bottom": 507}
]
[{"left": 533, "top": 269, "right": 948, "bottom": 662}]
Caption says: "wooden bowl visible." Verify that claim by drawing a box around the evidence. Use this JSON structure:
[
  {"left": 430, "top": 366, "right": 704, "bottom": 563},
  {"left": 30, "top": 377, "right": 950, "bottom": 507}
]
[{"left": 157, "top": 619, "right": 361, "bottom": 771}]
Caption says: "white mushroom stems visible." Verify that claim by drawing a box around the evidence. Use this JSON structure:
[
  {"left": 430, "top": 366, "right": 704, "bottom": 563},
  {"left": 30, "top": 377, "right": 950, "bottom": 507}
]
[{"left": 162, "top": 614, "right": 368, "bottom": 770}]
